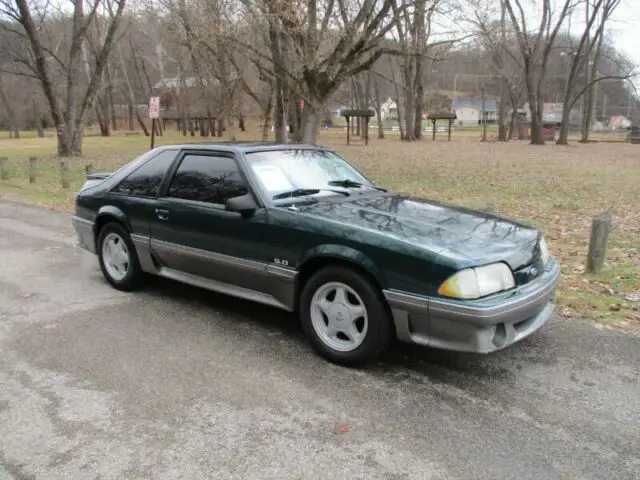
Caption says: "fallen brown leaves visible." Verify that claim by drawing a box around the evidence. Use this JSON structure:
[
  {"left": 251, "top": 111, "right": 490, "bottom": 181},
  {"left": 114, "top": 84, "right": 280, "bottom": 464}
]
[
  {"left": 331, "top": 136, "right": 639, "bottom": 333},
  {"left": 1, "top": 130, "right": 638, "bottom": 332}
]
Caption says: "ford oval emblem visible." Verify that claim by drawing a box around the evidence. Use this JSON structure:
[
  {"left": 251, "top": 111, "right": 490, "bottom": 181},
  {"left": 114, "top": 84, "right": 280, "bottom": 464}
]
[{"left": 530, "top": 267, "right": 538, "bottom": 276}]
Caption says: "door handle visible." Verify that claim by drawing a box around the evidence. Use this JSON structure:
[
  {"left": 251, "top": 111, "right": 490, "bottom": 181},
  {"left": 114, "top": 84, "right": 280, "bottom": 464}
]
[{"left": 155, "top": 208, "right": 170, "bottom": 221}]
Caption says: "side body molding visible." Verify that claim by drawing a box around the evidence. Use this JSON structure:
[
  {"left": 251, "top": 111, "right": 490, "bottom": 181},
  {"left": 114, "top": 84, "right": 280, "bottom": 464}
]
[{"left": 133, "top": 236, "right": 299, "bottom": 311}]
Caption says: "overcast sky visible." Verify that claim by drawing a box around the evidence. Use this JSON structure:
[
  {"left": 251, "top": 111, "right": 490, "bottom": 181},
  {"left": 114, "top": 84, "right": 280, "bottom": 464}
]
[{"left": 610, "top": 2, "right": 640, "bottom": 68}]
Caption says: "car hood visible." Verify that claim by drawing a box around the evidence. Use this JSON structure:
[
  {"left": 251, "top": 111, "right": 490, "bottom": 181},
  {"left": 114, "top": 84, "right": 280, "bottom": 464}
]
[{"left": 292, "top": 193, "right": 540, "bottom": 271}]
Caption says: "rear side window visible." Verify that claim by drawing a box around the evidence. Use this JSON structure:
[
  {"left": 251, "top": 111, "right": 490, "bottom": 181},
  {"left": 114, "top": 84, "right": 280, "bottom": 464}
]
[
  {"left": 166, "top": 154, "right": 248, "bottom": 205},
  {"left": 112, "top": 149, "right": 177, "bottom": 198}
]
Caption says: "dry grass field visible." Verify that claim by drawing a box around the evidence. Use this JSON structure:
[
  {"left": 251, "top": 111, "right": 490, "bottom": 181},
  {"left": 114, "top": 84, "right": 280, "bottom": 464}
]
[{"left": 1, "top": 126, "right": 638, "bottom": 331}]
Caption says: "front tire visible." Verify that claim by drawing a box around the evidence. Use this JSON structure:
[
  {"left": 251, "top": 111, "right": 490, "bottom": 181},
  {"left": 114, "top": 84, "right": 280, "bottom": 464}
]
[
  {"left": 299, "top": 265, "right": 393, "bottom": 367},
  {"left": 97, "top": 222, "right": 145, "bottom": 292}
]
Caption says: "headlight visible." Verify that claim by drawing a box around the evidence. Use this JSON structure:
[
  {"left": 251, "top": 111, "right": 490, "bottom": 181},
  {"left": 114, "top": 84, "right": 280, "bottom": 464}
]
[
  {"left": 538, "top": 236, "right": 549, "bottom": 266},
  {"left": 437, "top": 262, "right": 515, "bottom": 299}
]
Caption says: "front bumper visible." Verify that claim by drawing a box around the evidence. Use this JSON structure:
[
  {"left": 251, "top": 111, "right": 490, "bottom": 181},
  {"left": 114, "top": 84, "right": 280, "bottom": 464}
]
[
  {"left": 384, "top": 257, "right": 561, "bottom": 353},
  {"left": 71, "top": 215, "right": 96, "bottom": 254}
]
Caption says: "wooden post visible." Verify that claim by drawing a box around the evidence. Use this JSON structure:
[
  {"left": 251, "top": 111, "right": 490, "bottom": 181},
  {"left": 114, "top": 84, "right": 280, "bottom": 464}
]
[
  {"left": 586, "top": 212, "right": 613, "bottom": 274},
  {"left": 59, "top": 161, "right": 70, "bottom": 189},
  {"left": 346, "top": 116, "right": 350, "bottom": 145},
  {"left": 448, "top": 120, "right": 452, "bottom": 141},
  {"left": 0, "top": 157, "right": 8, "bottom": 180},
  {"left": 29, "top": 157, "right": 37, "bottom": 183},
  {"left": 364, "top": 117, "right": 369, "bottom": 145},
  {"left": 150, "top": 118, "right": 156, "bottom": 149},
  {"left": 432, "top": 119, "right": 436, "bottom": 141}
]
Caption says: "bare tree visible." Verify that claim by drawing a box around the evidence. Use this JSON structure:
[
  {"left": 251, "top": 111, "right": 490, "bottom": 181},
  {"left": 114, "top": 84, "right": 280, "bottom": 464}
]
[
  {"left": 218, "top": 0, "right": 404, "bottom": 143},
  {"left": 469, "top": 1, "right": 525, "bottom": 141},
  {"left": 503, "top": 0, "right": 573, "bottom": 144},
  {"left": 0, "top": 0, "right": 127, "bottom": 155},
  {"left": 0, "top": 72, "right": 21, "bottom": 138},
  {"left": 370, "top": 70, "right": 385, "bottom": 139},
  {"left": 554, "top": 0, "right": 623, "bottom": 144},
  {"left": 391, "top": 0, "right": 450, "bottom": 141}
]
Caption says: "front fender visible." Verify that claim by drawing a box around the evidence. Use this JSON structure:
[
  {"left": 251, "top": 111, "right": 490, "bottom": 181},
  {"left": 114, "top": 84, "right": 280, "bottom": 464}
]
[{"left": 298, "top": 244, "right": 386, "bottom": 287}]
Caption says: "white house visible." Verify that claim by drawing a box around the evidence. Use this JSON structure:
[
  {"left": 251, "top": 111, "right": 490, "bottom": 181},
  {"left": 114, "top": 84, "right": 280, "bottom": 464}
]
[
  {"left": 380, "top": 97, "right": 398, "bottom": 121},
  {"left": 452, "top": 99, "right": 498, "bottom": 125}
]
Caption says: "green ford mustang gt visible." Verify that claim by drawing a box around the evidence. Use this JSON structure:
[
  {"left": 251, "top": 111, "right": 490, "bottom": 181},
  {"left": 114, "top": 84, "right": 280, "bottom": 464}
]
[{"left": 72, "top": 142, "right": 560, "bottom": 366}]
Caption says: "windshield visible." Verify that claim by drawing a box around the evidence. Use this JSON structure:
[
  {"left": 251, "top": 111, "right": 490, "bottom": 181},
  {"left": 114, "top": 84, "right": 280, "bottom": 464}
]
[{"left": 244, "top": 149, "right": 375, "bottom": 200}]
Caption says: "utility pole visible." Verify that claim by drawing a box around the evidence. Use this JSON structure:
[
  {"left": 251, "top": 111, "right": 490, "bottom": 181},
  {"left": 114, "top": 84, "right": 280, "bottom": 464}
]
[
  {"left": 498, "top": 0, "right": 508, "bottom": 141},
  {"left": 581, "top": 0, "right": 590, "bottom": 141}
]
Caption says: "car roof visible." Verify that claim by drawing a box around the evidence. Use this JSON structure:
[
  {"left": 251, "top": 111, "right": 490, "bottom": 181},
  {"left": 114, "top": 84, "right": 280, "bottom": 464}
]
[{"left": 154, "top": 142, "right": 333, "bottom": 154}]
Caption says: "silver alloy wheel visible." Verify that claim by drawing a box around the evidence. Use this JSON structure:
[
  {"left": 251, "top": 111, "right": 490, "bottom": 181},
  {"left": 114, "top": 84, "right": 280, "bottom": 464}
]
[
  {"left": 310, "top": 281, "right": 368, "bottom": 352},
  {"left": 102, "top": 232, "right": 130, "bottom": 282}
]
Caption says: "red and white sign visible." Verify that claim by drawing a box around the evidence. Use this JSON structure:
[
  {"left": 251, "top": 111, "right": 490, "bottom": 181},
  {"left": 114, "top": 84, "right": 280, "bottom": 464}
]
[{"left": 148, "top": 96, "right": 160, "bottom": 119}]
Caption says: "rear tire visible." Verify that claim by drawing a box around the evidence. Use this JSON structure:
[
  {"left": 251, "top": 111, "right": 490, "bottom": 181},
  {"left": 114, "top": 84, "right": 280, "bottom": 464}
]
[
  {"left": 299, "top": 265, "right": 393, "bottom": 367},
  {"left": 97, "top": 222, "right": 145, "bottom": 292}
]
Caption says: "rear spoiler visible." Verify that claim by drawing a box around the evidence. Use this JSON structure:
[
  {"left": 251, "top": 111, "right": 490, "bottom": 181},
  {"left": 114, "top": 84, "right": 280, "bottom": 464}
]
[
  {"left": 86, "top": 172, "right": 112, "bottom": 180},
  {"left": 77, "top": 171, "right": 113, "bottom": 194}
]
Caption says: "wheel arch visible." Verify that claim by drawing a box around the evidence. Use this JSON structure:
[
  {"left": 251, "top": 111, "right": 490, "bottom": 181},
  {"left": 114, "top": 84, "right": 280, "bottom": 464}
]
[
  {"left": 295, "top": 245, "right": 387, "bottom": 306},
  {"left": 94, "top": 205, "right": 131, "bottom": 240}
]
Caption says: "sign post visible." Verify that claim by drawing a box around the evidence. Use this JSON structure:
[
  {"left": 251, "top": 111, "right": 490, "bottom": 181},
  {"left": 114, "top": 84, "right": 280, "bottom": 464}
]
[{"left": 148, "top": 96, "right": 160, "bottom": 149}]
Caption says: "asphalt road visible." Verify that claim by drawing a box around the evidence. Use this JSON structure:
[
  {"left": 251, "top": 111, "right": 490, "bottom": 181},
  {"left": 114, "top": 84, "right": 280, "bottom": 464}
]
[{"left": 0, "top": 200, "right": 639, "bottom": 480}]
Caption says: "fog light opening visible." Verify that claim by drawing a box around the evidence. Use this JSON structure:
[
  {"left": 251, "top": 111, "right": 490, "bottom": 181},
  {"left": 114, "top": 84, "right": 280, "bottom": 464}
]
[{"left": 491, "top": 323, "right": 507, "bottom": 348}]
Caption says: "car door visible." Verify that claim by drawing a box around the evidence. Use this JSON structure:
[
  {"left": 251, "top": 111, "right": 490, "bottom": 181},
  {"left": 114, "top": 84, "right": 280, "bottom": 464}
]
[
  {"left": 148, "top": 150, "right": 277, "bottom": 294},
  {"left": 107, "top": 148, "right": 181, "bottom": 238}
]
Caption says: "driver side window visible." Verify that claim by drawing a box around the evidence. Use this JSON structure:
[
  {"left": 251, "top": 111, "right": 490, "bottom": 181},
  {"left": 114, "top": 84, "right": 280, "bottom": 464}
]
[{"left": 166, "top": 154, "right": 249, "bottom": 205}]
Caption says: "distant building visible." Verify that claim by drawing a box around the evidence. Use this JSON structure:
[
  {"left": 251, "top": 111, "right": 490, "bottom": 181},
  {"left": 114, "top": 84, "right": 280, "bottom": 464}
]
[
  {"left": 609, "top": 115, "right": 632, "bottom": 130},
  {"left": 523, "top": 102, "right": 582, "bottom": 126},
  {"left": 452, "top": 99, "right": 498, "bottom": 125},
  {"left": 380, "top": 97, "right": 398, "bottom": 121}
]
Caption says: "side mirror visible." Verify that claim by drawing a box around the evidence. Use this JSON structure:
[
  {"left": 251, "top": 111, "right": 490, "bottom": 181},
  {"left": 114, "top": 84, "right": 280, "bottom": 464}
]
[{"left": 225, "top": 192, "right": 257, "bottom": 217}]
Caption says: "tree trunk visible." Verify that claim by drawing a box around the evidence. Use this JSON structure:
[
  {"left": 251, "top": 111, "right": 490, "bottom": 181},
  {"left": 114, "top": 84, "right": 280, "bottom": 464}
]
[
  {"left": 128, "top": 101, "right": 134, "bottom": 131},
  {"left": 57, "top": 124, "right": 85, "bottom": 156},
  {"left": 188, "top": 114, "right": 195, "bottom": 136},
  {"left": 274, "top": 85, "right": 287, "bottom": 143},
  {"left": 508, "top": 104, "right": 518, "bottom": 140},
  {"left": 204, "top": 107, "right": 212, "bottom": 136},
  {"left": 498, "top": 76, "right": 508, "bottom": 141},
  {"left": 95, "top": 105, "right": 108, "bottom": 136},
  {"left": 96, "top": 94, "right": 111, "bottom": 137},
  {"left": 402, "top": 63, "right": 415, "bottom": 141},
  {"left": 262, "top": 92, "right": 273, "bottom": 141},
  {"left": 33, "top": 100, "right": 44, "bottom": 137},
  {"left": 524, "top": 63, "right": 544, "bottom": 145},
  {"left": 556, "top": 106, "right": 572, "bottom": 144},
  {"left": 135, "top": 109, "right": 150, "bottom": 136},
  {"left": 372, "top": 75, "right": 384, "bottom": 139},
  {"left": 580, "top": 40, "right": 603, "bottom": 144},
  {"left": 413, "top": 84, "right": 424, "bottom": 140},
  {"left": 0, "top": 81, "right": 20, "bottom": 140},
  {"left": 395, "top": 95, "right": 404, "bottom": 140},
  {"left": 300, "top": 100, "right": 321, "bottom": 143},
  {"left": 106, "top": 63, "right": 117, "bottom": 131},
  {"left": 290, "top": 95, "right": 303, "bottom": 141}
]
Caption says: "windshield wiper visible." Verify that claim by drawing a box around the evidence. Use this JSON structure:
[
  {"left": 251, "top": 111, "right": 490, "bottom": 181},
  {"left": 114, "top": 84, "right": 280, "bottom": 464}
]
[
  {"left": 328, "top": 179, "right": 363, "bottom": 188},
  {"left": 272, "top": 188, "right": 350, "bottom": 200},
  {"left": 328, "top": 179, "right": 387, "bottom": 192}
]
